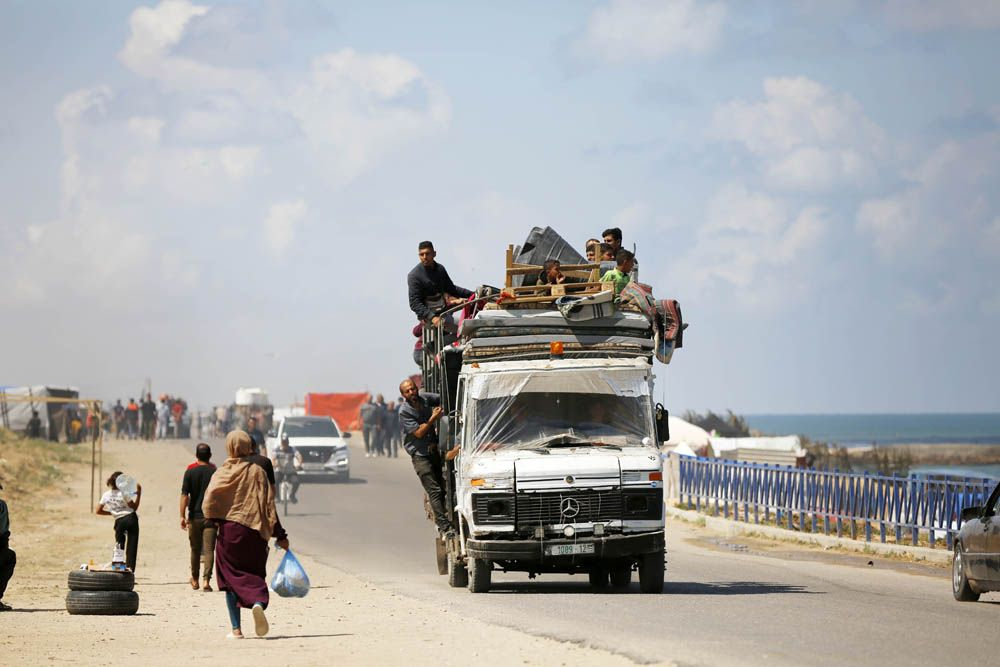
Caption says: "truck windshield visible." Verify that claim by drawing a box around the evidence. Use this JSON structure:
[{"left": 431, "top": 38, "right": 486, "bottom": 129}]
[
  {"left": 467, "top": 369, "right": 652, "bottom": 452},
  {"left": 283, "top": 420, "right": 341, "bottom": 438}
]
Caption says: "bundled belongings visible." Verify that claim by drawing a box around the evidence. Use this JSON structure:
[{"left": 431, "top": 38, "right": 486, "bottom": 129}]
[
  {"left": 617, "top": 282, "right": 684, "bottom": 364},
  {"left": 554, "top": 290, "right": 615, "bottom": 321}
]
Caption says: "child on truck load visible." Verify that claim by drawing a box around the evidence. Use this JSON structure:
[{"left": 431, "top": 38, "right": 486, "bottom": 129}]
[{"left": 601, "top": 248, "right": 635, "bottom": 296}]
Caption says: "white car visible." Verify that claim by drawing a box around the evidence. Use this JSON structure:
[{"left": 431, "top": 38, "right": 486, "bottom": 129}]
[{"left": 267, "top": 416, "right": 351, "bottom": 482}]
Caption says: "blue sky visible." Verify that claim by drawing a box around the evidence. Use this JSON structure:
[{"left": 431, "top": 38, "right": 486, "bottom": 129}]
[{"left": 1, "top": 0, "right": 998, "bottom": 414}]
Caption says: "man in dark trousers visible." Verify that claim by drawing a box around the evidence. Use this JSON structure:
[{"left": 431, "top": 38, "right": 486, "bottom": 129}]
[
  {"left": 0, "top": 479, "right": 15, "bottom": 611},
  {"left": 398, "top": 379, "right": 451, "bottom": 537},
  {"left": 407, "top": 241, "right": 473, "bottom": 328},
  {"left": 140, "top": 393, "right": 157, "bottom": 441},
  {"left": 360, "top": 398, "right": 378, "bottom": 458},
  {"left": 373, "top": 394, "right": 388, "bottom": 457},
  {"left": 26, "top": 410, "right": 42, "bottom": 439},
  {"left": 180, "top": 443, "right": 217, "bottom": 591},
  {"left": 245, "top": 416, "right": 265, "bottom": 452}
]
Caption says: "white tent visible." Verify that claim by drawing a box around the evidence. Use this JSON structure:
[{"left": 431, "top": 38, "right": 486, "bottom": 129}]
[
  {"left": 710, "top": 435, "right": 804, "bottom": 458},
  {"left": 664, "top": 415, "right": 711, "bottom": 450}
]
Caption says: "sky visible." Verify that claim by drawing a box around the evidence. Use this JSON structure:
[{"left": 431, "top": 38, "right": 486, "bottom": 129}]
[{"left": 1, "top": 0, "right": 999, "bottom": 415}]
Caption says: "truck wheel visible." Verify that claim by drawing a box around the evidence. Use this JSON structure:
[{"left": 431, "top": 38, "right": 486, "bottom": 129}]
[
  {"left": 588, "top": 566, "right": 609, "bottom": 589},
  {"left": 447, "top": 552, "right": 468, "bottom": 588},
  {"left": 638, "top": 549, "right": 665, "bottom": 594},
  {"left": 609, "top": 564, "right": 632, "bottom": 588},
  {"left": 68, "top": 570, "right": 135, "bottom": 592},
  {"left": 468, "top": 558, "right": 492, "bottom": 593},
  {"left": 66, "top": 590, "right": 139, "bottom": 615},
  {"left": 435, "top": 537, "right": 448, "bottom": 575}
]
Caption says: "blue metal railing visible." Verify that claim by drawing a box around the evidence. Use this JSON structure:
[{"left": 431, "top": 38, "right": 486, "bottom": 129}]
[{"left": 676, "top": 456, "right": 997, "bottom": 549}]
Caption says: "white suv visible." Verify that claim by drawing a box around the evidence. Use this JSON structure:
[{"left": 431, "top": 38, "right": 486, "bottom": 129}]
[{"left": 267, "top": 416, "right": 351, "bottom": 482}]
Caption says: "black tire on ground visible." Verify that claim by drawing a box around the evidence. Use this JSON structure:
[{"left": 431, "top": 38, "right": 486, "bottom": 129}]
[
  {"left": 67, "top": 570, "right": 135, "bottom": 592},
  {"left": 588, "top": 566, "right": 609, "bottom": 589},
  {"left": 447, "top": 552, "right": 468, "bottom": 588},
  {"left": 609, "top": 563, "right": 632, "bottom": 588},
  {"left": 468, "top": 558, "right": 492, "bottom": 593},
  {"left": 66, "top": 590, "right": 140, "bottom": 615},
  {"left": 435, "top": 538, "right": 448, "bottom": 575},
  {"left": 952, "top": 544, "right": 980, "bottom": 602},
  {"left": 638, "top": 549, "right": 664, "bottom": 594}
]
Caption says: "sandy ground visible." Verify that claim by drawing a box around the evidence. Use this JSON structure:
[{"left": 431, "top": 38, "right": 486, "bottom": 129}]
[{"left": 1, "top": 436, "right": 656, "bottom": 666}]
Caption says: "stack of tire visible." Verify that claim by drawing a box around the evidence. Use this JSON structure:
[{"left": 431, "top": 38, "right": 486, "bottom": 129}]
[{"left": 66, "top": 570, "right": 139, "bottom": 615}]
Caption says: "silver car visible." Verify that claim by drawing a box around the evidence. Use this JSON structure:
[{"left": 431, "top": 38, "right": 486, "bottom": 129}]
[
  {"left": 952, "top": 481, "right": 1000, "bottom": 601},
  {"left": 268, "top": 416, "right": 352, "bottom": 482}
]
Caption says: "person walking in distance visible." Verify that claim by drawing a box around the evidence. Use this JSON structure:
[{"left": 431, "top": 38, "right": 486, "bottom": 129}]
[
  {"left": 0, "top": 479, "right": 15, "bottom": 611},
  {"left": 181, "top": 443, "right": 218, "bottom": 591},
  {"left": 140, "top": 393, "right": 156, "bottom": 441},
  {"left": 373, "top": 394, "right": 388, "bottom": 457},
  {"left": 126, "top": 398, "right": 140, "bottom": 440},
  {"left": 245, "top": 416, "right": 265, "bottom": 453},
  {"left": 360, "top": 397, "right": 377, "bottom": 458},
  {"left": 112, "top": 399, "right": 125, "bottom": 440},
  {"left": 271, "top": 434, "right": 302, "bottom": 503},
  {"left": 158, "top": 398, "right": 171, "bottom": 440},
  {"left": 25, "top": 410, "right": 42, "bottom": 439},
  {"left": 384, "top": 400, "right": 400, "bottom": 458},
  {"left": 96, "top": 471, "right": 141, "bottom": 572},
  {"left": 398, "top": 379, "right": 452, "bottom": 537},
  {"left": 203, "top": 431, "right": 289, "bottom": 639}
]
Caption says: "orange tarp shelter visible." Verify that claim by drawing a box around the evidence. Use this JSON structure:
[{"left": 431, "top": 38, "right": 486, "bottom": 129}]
[{"left": 304, "top": 392, "right": 370, "bottom": 431}]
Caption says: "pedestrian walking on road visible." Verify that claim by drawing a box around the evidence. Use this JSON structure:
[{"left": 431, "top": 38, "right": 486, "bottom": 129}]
[
  {"left": 180, "top": 443, "right": 218, "bottom": 591},
  {"left": 0, "top": 479, "right": 16, "bottom": 611},
  {"left": 158, "top": 398, "right": 171, "bottom": 440},
  {"left": 373, "top": 394, "right": 388, "bottom": 457},
  {"left": 96, "top": 471, "right": 141, "bottom": 572},
  {"left": 245, "top": 416, "right": 265, "bottom": 453},
  {"left": 140, "top": 394, "right": 156, "bottom": 441},
  {"left": 360, "top": 398, "right": 377, "bottom": 458},
  {"left": 203, "top": 431, "right": 289, "bottom": 639}
]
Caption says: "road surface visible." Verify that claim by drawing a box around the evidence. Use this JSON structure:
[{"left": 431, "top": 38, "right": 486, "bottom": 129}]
[{"left": 271, "top": 446, "right": 999, "bottom": 666}]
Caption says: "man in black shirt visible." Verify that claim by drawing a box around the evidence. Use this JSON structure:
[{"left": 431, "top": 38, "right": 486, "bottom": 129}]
[
  {"left": 407, "top": 241, "right": 473, "bottom": 328},
  {"left": 245, "top": 416, "right": 265, "bottom": 452},
  {"left": 180, "top": 443, "right": 217, "bottom": 591},
  {"left": 398, "top": 379, "right": 451, "bottom": 536},
  {"left": 140, "top": 393, "right": 156, "bottom": 441},
  {"left": 26, "top": 410, "right": 41, "bottom": 439}
]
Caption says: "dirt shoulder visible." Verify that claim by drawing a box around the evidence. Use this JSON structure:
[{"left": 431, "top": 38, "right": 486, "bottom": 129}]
[{"left": 0, "top": 435, "right": 655, "bottom": 666}]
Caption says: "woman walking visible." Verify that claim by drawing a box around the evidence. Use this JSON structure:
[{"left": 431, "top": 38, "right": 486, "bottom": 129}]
[
  {"left": 203, "top": 430, "right": 289, "bottom": 639},
  {"left": 95, "top": 471, "right": 141, "bottom": 572}
]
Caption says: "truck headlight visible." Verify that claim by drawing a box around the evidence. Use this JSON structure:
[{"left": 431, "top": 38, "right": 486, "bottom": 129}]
[{"left": 473, "top": 492, "right": 515, "bottom": 524}]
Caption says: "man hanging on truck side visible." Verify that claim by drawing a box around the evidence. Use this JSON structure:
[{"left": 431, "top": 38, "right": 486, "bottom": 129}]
[
  {"left": 398, "top": 379, "right": 452, "bottom": 538},
  {"left": 407, "top": 241, "right": 473, "bottom": 329}
]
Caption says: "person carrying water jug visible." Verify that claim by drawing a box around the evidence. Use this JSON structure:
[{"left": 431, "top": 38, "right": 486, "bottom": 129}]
[{"left": 96, "top": 471, "right": 142, "bottom": 572}]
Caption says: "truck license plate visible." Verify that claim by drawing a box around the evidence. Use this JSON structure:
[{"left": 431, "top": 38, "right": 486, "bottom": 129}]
[{"left": 545, "top": 543, "right": 595, "bottom": 556}]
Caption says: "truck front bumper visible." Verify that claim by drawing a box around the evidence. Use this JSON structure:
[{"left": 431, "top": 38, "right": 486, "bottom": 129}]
[{"left": 466, "top": 530, "right": 664, "bottom": 562}]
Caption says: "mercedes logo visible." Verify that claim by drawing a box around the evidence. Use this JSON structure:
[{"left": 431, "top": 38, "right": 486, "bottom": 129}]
[{"left": 560, "top": 497, "right": 580, "bottom": 519}]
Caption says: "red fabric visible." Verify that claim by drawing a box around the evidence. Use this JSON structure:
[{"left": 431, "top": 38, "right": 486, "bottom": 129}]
[{"left": 304, "top": 392, "right": 370, "bottom": 431}]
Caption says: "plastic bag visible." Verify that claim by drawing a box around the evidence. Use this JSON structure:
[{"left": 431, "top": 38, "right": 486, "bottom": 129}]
[{"left": 270, "top": 549, "right": 310, "bottom": 598}]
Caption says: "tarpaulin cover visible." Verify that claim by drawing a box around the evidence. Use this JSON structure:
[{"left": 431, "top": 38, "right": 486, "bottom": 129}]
[
  {"left": 0, "top": 385, "right": 79, "bottom": 441},
  {"left": 466, "top": 369, "right": 653, "bottom": 453},
  {"left": 305, "top": 392, "right": 369, "bottom": 431}
]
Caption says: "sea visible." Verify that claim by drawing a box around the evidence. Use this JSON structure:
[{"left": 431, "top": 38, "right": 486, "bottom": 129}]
[{"left": 745, "top": 413, "right": 1000, "bottom": 479}]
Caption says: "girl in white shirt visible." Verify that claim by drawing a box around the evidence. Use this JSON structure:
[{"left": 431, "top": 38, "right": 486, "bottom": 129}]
[{"left": 96, "top": 471, "right": 142, "bottom": 572}]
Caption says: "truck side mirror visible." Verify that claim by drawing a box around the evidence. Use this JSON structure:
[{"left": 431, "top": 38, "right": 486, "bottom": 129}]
[
  {"left": 655, "top": 403, "right": 669, "bottom": 443},
  {"left": 438, "top": 415, "right": 451, "bottom": 451}
]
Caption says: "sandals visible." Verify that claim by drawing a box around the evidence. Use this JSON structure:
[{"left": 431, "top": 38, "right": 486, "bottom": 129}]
[
  {"left": 202, "top": 581, "right": 213, "bottom": 592},
  {"left": 189, "top": 578, "right": 199, "bottom": 590},
  {"left": 252, "top": 603, "right": 269, "bottom": 637},
  {"left": 225, "top": 632, "right": 244, "bottom": 640}
]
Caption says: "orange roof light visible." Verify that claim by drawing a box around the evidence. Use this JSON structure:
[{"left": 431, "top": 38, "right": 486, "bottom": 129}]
[{"left": 550, "top": 341, "right": 564, "bottom": 356}]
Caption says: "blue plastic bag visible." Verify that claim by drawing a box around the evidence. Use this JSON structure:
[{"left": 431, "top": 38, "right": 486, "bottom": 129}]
[{"left": 270, "top": 549, "right": 310, "bottom": 598}]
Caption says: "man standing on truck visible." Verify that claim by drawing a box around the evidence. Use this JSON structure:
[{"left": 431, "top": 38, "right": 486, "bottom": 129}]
[
  {"left": 398, "top": 379, "right": 452, "bottom": 537},
  {"left": 407, "top": 241, "right": 473, "bottom": 329}
]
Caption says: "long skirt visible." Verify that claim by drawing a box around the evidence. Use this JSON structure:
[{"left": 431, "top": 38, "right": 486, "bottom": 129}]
[{"left": 215, "top": 520, "right": 269, "bottom": 609}]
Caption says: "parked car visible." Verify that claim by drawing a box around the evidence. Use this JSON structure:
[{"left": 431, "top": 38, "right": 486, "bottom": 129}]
[
  {"left": 266, "top": 416, "right": 351, "bottom": 482},
  {"left": 952, "top": 482, "right": 1000, "bottom": 601}
]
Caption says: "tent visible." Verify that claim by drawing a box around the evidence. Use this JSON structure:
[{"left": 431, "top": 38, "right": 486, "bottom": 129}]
[
  {"left": 0, "top": 385, "right": 80, "bottom": 441},
  {"left": 305, "top": 392, "right": 370, "bottom": 431},
  {"left": 664, "top": 415, "right": 711, "bottom": 452}
]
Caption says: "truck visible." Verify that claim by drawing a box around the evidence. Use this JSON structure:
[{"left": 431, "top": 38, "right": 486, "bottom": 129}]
[{"left": 422, "top": 238, "right": 679, "bottom": 594}]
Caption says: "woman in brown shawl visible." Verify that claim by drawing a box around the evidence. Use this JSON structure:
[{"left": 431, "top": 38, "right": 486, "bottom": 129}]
[{"left": 203, "top": 430, "right": 289, "bottom": 638}]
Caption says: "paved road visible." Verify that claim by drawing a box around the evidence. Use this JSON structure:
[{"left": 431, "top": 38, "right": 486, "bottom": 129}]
[{"left": 262, "top": 446, "right": 998, "bottom": 666}]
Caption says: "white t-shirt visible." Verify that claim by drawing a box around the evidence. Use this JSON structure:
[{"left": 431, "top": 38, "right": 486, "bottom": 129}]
[{"left": 100, "top": 489, "right": 135, "bottom": 518}]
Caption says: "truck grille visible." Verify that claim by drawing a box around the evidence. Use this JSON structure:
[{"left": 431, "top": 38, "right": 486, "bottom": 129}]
[{"left": 515, "top": 489, "right": 622, "bottom": 526}]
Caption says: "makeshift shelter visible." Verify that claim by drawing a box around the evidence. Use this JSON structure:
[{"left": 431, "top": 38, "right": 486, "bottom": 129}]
[
  {"left": 711, "top": 435, "right": 805, "bottom": 467},
  {"left": 0, "top": 385, "right": 80, "bottom": 441},
  {"left": 663, "top": 415, "right": 711, "bottom": 455},
  {"left": 305, "top": 392, "right": 370, "bottom": 431}
]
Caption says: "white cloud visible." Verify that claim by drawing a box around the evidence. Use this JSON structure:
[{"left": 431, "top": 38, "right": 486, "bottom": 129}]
[
  {"left": 264, "top": 199, "right": 308, "bottom": 257},
  {"left": 611, "top": 201, "right": 679, "bottom": 235},
  {"left": 575, "top": 0, "right": 727, "bottom": 64},
  {"left": 883, "top": 0, "right": 1000, "bottom": 31},
  {"left": 674, "top": 184, "right": 829, "bottom": 306},
  {"left": 712, "top": 77, "right": 886, "bottom": 192},
  {"left": 856, "top": 134, "right": 1000, "bottom": 262}
]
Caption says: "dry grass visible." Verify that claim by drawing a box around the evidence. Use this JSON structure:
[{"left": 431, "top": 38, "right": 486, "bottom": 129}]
[{"left": 0, "top": 429, "right": 89, "bottom": 503}]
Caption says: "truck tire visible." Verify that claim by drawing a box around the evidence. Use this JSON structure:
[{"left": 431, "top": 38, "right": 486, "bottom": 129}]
[
  {"left": 468, "top": 558, "right": 492, "bottom": 593},
  {"left": 638, "top": 549, "right": 664, "bottom": 594},
  {"left": 435, "top": 537, "right": 448, "bottom": 575},
  {"left": 68, "top": 570, "right": 135, "bottom": 592},
  {"left": 447, "top": 552, "right": 468, "bottom": 588},
  {"left": 609, "top": 564, "right": 632, "bottom": 588},
  {"left": 588, "top": 566, "right": 609, "bottom": 589},
  {"left": 66, "top": 590, "right": 139, "bottom": 615}
]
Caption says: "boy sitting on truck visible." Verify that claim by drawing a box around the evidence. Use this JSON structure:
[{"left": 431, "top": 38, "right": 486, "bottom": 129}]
[{"left": 601, "top": 248, "right": 635, "bottom": 296}]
